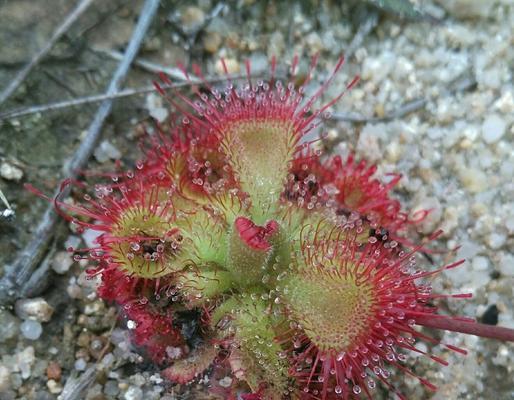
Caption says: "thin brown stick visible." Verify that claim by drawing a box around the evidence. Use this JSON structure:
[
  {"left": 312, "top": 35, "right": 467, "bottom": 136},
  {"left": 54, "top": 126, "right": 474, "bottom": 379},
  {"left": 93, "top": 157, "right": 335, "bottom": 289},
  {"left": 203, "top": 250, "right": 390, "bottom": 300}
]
[
  {"left": 416, "top": 315, "right": 514, "bottom": 342},
  {"left": 0, "top": 73, "right": 257, "bottom": 121},
  {"left": 0, "top": 0, "right": 160, "bottom": 305},
  {"left": 91, "top": 47, "right": 196, "bottom": 81},
  {"left": 0, "top": 0, "right": 94, "bottom": 106}
]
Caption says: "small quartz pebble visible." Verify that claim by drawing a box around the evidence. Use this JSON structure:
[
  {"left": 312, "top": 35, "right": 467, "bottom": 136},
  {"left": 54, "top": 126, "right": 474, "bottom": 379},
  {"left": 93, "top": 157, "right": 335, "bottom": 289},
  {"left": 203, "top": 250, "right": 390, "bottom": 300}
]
[
  {"left": 145, "top": 93, "right": 168, "bottom": 123},
  {"left": 203, "top": 31, "right": 222, "bottom": 53},
  {"left": 0, "top": 161, "right": 23, "bottom": 181},
  {"left": 20, "top": 320, "right": 42, "bottom": 340},
  {"left": 482, "top": 114, "right": 506, "bottom": 144},
  {"left": 74, "top": 358, "right": 87, "bottom": 371},
  {"left": 0, "top": 365, "right": 10, "bottom": 392},
  {"left": 15, "top": 346, "right": 35, "bottom": 379},
  {"left": 487, "top": 232, "right": 506, "bottom": 249},
  {"left": 458, "top": 167, "right": 487, "bottom": 193},
  {"left": 52, "top": 251, "right": 74, "bottom": 274},
  {"left": 472, "top": 256, "right": 489, "bottom": 271},
  {"left": 124, "top": 386, "right": 143, "bottom": 400},
  {"left": 215, "top": 58, "right": 240, "bottom": 74},
  {"left": 46, "top": 379, "right": 62, "bottom": 394},
  {"left": 498, "top": 254, "right": 514, "bottom": 277},
  {"left": 180, "top": 6, "right": 205, "bottom": 34},
  {"left": 82, "top": 228, "right": 102, "bottom": 249},
  {"left": 94, "top": 140, "right": 122, "bottom": 163},
  {"left": 219, "top": 376, "right": 233, "bottom": 388},
  {"left": 15, "top": 298, "right": 54, "bottom": 322}
]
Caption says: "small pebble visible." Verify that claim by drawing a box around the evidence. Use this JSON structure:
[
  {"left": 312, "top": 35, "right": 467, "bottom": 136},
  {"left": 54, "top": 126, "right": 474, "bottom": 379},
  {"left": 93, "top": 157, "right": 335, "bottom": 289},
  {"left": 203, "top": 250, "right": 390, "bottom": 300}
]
[
  {"left": 94, "top": 140, "right": 121, "bottom": 163},
  {"left": 487, "top": 232, "right": 506, "bottom": 250},
  {"left": 482, "top": 114, "right": 506, "bottom": 144},
  {"left": 219, "top": 376, "right": 233, "bottom": 388},
  {"left": 84, "top": 300, "right": 104, "bottom": 316},
  {"left": 74, "top": 358, "right": 87, "bottom": 371},
  {"left": 124, "top": 386, "right": 143, "bottom": 400},
  {"left": 472, "top": 256, "right": 489, "bottom": 271},
  {"left": 0, "top": 309, "right": 20, "bottom": 343},
  {"left": 203, "top": 31, "right": 222, "bottom": 53},
  {"left": 77, "top": 331, "right": 91, "bottom": 347},
  {"left": 456, "top": 241, "right": 480, "bottom": 260},
  {"left": 480, "top": 304, "right": 499, "bottom": 325},
  {"left": 15, "top": 346, "right": 35, "bottom": 379},
  {"left": 215, "top": 58, "right": 240, "bottom": 74},
  {"left": 0, "top": 161, "right": 23, "bottom": 181},
  {"left": 458, "top": 167, "right": 487, "bottom": 193},
  {"left": 104, "top": 380, "right": 120, "bottom": 397},
  {"left": 46, "top": 379, "right": 62, "bottom": 394},
  {"left": 130, "top": 373, "right": 146, "bottom": 387},
  {"left": 46, "top": 361, "right": 61, "bottom": 381},
  {"left": 498, "top": 254, "right": 514, "bottom": 277},
  {"left": 52, "top": 251, "right": 74, "bottom": 274},
  {"left": 180, "top": 6, "right": 205, "bottom": 34},
  {"left": 145, "top": 93, "right": 168, "bottom": 123},
  {"left": 494, "top": 91, "right": 514, "bottom": 113},
  {"left": 64, "top": 235, "right": 81, "bottom": 251},
  {"left": 149, "top": 374, "right": 163, "bottom": 384},
  {"left": 20, "top": 320, "right": 43, "bottom": 340},
  {"left": 85, "top": 383, "right": 104, "bottom": 400},
  {"left": 0, "top": 365, "right": 10, "bottom": 391},
  {"left": 15, "top": 298, "right": 54, "bottom": 322},
  {"left": 82, "top": 229, "right": 102, "bottom": 249},
  {"left": 440, "top": 0, "right": 494, "bottom": 18}
]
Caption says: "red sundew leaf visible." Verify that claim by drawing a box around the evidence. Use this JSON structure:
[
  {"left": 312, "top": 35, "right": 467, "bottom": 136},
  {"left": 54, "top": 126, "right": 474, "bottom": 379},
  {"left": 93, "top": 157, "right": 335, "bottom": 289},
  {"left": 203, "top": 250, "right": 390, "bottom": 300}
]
[
  {"left": 235, "top": 217, "right": 279, "bottom": 250},
  {"left": 125, "top": 304, "right": 184, "bottom": 365}
]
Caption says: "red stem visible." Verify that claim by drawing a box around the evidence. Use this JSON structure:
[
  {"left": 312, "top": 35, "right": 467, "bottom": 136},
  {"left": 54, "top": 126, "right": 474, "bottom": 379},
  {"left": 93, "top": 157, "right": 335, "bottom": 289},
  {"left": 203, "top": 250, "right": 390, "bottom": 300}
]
[{"left": 416, "top": 316, "right": 514, "bottom": 342}]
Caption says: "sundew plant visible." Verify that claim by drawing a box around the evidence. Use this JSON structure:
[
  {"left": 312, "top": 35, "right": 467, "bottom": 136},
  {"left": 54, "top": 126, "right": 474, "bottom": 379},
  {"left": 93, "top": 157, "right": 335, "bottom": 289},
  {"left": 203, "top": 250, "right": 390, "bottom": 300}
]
[{"left": 30, "top": 56, "right": 514, "bottom": 399}]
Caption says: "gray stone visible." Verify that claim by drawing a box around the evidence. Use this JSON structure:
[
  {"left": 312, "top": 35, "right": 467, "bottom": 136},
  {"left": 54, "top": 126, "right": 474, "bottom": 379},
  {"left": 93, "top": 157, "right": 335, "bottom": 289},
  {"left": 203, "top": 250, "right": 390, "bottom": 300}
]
[{"left": 0, "top": 309, "right": 20, "bottom": 343}]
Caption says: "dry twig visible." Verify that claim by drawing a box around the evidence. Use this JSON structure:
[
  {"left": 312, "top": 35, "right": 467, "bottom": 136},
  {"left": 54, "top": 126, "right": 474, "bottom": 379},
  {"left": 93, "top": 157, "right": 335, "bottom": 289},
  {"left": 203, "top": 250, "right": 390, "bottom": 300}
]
[
  {"left": 345, "top": 9, "right": 379, "bottom": 61},
  {"left": 60, "top": 366, "right": 97, "bottom": 400},
  {"left": 0, "top": 73, "right": 256, "bottom": 121},
  {"left": 91, "top": 47, "right": 195, "bottom": 81},
  {"left": 331, "top": 73, "right": 476, "bottom": 123},
  {"left": 0, "top": 188, "right": 14, "bottom": 220},
  {"left": 0, "top": 0, "right": 94, "bottom": 106},
  {"left": 0, "top": 0, "right": 160, "bottom": 305}
]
